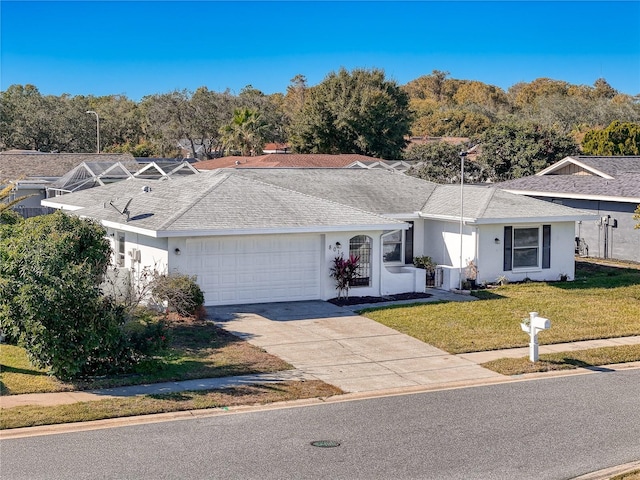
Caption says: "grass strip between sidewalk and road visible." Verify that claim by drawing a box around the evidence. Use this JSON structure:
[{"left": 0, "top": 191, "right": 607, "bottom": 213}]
[
  {"left": 0, "top": 381, "right": 343, "bottom": 430},
  {"left": 481, "top": 344, "right": 640, "bottom": 375}
]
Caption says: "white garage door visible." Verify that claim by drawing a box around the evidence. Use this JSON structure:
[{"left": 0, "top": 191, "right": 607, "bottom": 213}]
[{"left": 184, "top": 234, "right": 322, "bottom": 305}]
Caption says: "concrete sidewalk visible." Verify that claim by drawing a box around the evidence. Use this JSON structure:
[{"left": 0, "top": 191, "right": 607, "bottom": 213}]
[
  {"left": 458, "top": 335, "right": 640, "bottom": 363},
  {"left": 0, "top": 370, "right": 313, "bottom": 409}
]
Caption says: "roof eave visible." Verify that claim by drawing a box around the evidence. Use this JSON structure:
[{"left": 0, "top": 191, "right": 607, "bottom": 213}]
[
  {"left": 157, "top": 223, "right": 409, "bottom": 238},
  {"left": 537, "top": 156, "right": 614, "bottom": 179},
  {"left": 503, "top": 189, "right": 640, "bottom": 204},
  {"left": 469, "top": 214, "right": 599, "bottom": 225},
  {"left": 41, "top": 200, "right": 84, "bottom": 211}
]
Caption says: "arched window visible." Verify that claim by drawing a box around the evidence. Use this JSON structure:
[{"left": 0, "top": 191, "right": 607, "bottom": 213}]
[{"left": 349, "top": 235, "right": 372, "bottom": 287}]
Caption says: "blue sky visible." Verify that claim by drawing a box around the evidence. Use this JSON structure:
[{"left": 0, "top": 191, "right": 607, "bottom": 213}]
[{"left": 1, "top": 1, "right": 639, "bottom": 100}]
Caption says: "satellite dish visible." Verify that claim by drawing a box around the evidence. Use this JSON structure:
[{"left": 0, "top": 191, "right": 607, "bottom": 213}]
[{"left": 108, "top": 198, "right": 132, "bottom": 221}]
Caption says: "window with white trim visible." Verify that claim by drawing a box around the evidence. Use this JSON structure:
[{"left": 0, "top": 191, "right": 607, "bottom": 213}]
[
  {"left": 513, "top": 227, "right": 539, "bottom": 268},
  {"left": 503, "top": 225, "right": 551, "bottom": 271},
  {"left": 383, "top": 230, "right": 403, "bottom": 263}
]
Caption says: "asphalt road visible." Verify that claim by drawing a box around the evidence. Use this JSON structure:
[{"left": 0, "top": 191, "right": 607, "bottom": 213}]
[{"left": 2, "top": 370, "right": 640, "bottom": 480}]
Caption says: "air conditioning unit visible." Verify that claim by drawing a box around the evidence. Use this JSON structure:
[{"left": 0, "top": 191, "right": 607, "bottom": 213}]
[{"left": 128, "top": 248, "right": 141, "bottom": 262}]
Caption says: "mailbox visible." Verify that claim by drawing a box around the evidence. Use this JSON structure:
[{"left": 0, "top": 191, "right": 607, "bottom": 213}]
[
  {"left": 531, "top": 316, "right": 550, "bottom": 331},
  {"left": 521, "top": 312, "right": 551, "bottom": 362}
]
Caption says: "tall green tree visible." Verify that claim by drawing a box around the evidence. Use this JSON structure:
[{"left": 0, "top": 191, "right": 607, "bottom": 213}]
[
  {"left": 141, "top": 88, "right": 236, "bottom": 158},
  {"left": 582, "top": 121, "right": 640, "bottom": 155},
  {"left": 290, "top": 68, "right": 411, "bottom": 159},
  {"left": 219, "top": 107, "right": 268, "bottom": 156},
  {"left": 404, "top": 142, "right": 487, "bottom": 184},
  {"left": 477, "top": 122, "right": 578, "bottom": 181},
  {"left": 0, "top": 85, "right": 93, "bottom": 152}
]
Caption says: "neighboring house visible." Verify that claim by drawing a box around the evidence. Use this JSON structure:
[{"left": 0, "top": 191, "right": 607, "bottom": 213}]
[
  {"left": 193, "top": 153, "right": 385, "bottom": 170},
  {"left": 0, "top": 151, "right": 197, "bottom": 218},
  {"left": 0, "top": 151, "right": 138, "bottom": 217},
  {"left": 262, "top": 143, "right": 290, "bottom": 154},
  {"left": 497, "top": 156, "right": 640, "bottom": 262},
  {"left": 43, "top": 168, "right": 595, "bottom": 306},
  {"left": 194, "top": 154, "right": 414, "bottom": 172}
]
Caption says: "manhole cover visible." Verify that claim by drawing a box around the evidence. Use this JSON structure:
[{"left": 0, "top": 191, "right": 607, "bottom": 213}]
[{"left": 310, "top": 440, "right": 341, "bottom": 448}]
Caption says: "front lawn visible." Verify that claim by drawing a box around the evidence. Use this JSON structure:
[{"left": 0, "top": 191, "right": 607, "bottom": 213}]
[
  {"left": 363, "top": 259, "right": 640, "bottom": 354},
  {"left": 1, "top": 314, "right": 291, "bottom": 396}
]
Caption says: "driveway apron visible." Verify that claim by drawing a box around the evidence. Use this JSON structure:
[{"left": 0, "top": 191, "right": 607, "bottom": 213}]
[{"left": 208, "top": 301, "right": 503, "bottom": 393}]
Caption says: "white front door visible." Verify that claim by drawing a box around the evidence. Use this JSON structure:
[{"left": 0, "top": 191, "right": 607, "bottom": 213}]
[{"left": 184, "top": 234, "right": 322, "bottom": 305}]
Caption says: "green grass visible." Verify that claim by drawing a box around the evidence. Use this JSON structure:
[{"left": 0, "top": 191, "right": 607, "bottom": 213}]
[
  {"left": 0, "top": 345, "right": 72, "bottom": 395},
  {"left": 363, "top": 260, "right": 640, "bottom": 354},
  {"left": 1, "top": 315, "right": 291, "bottom": 395},
  {"left": 0, "top": 381, "right": 343, "bottom": 430},
  {"left": 612, "top": 470, "right": 640, "bottom": 480},
  {"left": 482, "top": 344, "right": 640, "bottom": 375}
]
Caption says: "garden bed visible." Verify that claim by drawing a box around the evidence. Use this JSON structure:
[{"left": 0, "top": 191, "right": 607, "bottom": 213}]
[{"left": 328, "top": 292, "right": 432, "bottom": 307}]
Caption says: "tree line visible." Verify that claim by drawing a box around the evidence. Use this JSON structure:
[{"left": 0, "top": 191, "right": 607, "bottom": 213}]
[{"left": 1, "top": 69, "right": 639, "bottom": 182}]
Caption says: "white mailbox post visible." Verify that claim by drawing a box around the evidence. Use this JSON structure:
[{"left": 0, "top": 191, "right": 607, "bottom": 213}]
[{"left": 520, "top": 312, "right": 551, "bottom": 362}]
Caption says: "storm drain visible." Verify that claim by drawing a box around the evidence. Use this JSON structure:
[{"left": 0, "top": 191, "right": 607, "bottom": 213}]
[{"left": 310, "top": 440, "right": 341, "bottom": 448}]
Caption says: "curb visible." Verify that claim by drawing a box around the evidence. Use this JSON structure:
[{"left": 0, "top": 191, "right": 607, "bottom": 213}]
[
  {"left": 572, "top": 460, "right": 640, "bottom": 479},
  {"left": 3, "top": 362, "right": 640, "bottom": 440}
]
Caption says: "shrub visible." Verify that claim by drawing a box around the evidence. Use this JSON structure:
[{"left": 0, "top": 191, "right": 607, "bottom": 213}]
[
  {"left": 151, "top": 273, "right": 205, "bottom": 316},
  {"left": 0, "top": 212, "right": 133, "bottom": 380},
  {"left": 123, "top": 308, "right": 171, "bottom": 357},
  {"left": 330, "top": 254, "right": 360, "bottom": 300},
  {"left": 413, "top": 256, "right": 436, "bottom": 272}
]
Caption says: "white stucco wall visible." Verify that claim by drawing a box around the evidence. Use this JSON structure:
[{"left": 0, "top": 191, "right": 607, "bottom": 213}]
[
  {"left": 477, "top": 222, "right": 576, "bottom": 284},
  {"left": 322, "top": 231, "right": 383, "bottom": 300},
  {"left": 422, "top": 219, "right": 476, "bottom": 269},
  {"left": 420, "top": 219, "right": 577, "bottom": 289}
]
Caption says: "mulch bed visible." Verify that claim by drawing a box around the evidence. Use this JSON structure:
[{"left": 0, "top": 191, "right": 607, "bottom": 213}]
[{"left": 328, "top": 292, "right": 432, "bottom": 307}]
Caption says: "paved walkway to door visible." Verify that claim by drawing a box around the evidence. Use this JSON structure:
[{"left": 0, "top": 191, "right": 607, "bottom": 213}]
[{"left": 208, "top": 299, "right": 504, "bottom": 393}]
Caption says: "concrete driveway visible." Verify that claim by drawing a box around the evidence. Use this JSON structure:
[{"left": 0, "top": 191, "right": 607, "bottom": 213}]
[{"left": 208, "top": 300, "right": 503, "bottom": 394}]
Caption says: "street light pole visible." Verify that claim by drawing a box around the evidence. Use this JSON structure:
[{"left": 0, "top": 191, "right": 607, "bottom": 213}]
[
  {"left": 86, "top": 110, "right": 100, "bottom": 153},
  {"left": 459, "top": 150, "right": 467, "bottom": 290}
]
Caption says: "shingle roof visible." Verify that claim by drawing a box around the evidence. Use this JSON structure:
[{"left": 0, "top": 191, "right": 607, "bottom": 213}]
[
  {"left": 232, "top": 168, "right": 438, "bottom": 215},
  {"left": 499, "top": 172, "right": 640, "bottom": 202},
  {"left": 193, "top": 154, "right": 383, "bottom": 170},
  {"left": 0, "top": 152, "right": 138, "bottom": 179},
  {"left": 44, "top": 168, "right": 593, "bottom": 235},
  {"left": 45, "top": 171, "right": 404, "bottom": 235},
  {"left": 558, "top": 155, "right": 640, "bottom": 176},
  {"left": 419, "top": 185, "right": 592, "bottom": 223}
]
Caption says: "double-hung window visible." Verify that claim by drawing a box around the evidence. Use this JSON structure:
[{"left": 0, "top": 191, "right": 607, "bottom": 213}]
[
  {"left": 382, "top": 230, "right": 403, "bottom": 263},
  {"left": 513, "top": 227, "right": 539, "bottom": 268},
  {"left": 504, "top": 225, "right": 551, "bottom": 271}
]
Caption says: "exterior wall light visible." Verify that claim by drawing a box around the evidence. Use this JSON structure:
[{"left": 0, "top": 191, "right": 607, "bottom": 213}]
[{"left": 174, "top": 248, "right": 181, "bottom": 255}]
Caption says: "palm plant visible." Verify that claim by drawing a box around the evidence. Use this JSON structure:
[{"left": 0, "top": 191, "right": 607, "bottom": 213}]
[{"left": 219, "top": 108, "right": 268, "bottom": 156}]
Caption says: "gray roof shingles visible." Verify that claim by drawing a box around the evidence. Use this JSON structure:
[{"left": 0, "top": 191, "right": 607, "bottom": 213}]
[
  {"left": 52, "top": 171, "right": 404, "bottom": 234},
  {"left": 232, "top": 168, "right": 439, "bottom": 215},
  {"left": 45, "top": 168, "right": 593, "bottom": 234},
  {"left": 564, "top": 155, "right": 640, "bottom": 176},
  {"left": 0, "top": 152, "right": 138, "bottom": 179},
  {"left": 499, "top": 172, "right": 640, "bottom": 201}
]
